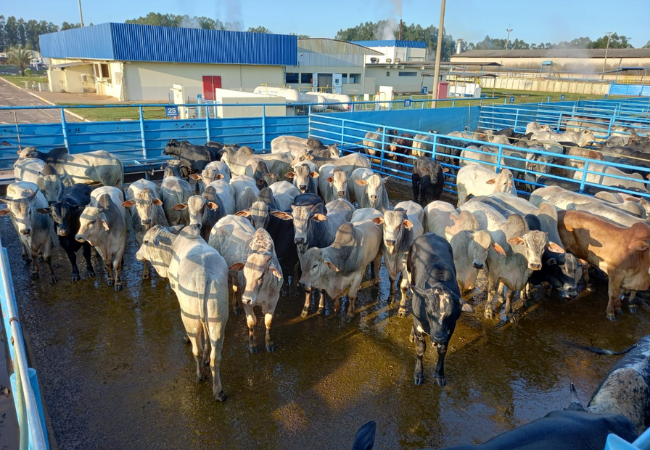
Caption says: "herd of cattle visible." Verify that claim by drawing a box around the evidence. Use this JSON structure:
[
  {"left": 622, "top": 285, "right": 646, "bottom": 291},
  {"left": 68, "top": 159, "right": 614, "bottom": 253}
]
[{"left": 2, "top": 126, "right": 650, "bottom": 448}]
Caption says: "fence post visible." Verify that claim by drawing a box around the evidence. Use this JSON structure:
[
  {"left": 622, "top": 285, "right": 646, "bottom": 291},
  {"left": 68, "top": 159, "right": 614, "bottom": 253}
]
[
  {"left": 205, "top": 106, "right": 211, "bottom": 143},
  {"left": 547, "top": 96, "right": 551, "bottom": 103},
  {"left": 579, "top": 160, "right": 590, "bottom": 193},
  {"left": 480, "top": 99, "right": 484, "bottom": 107},
  {"left": 431, "top": 135, "right": 438, "bottom": 158},
  {"left": 607, "top": 114, "right": 614, "bottom": 138},
  {"left": 60, "top": 108, "right": 69, "bottom": 151},
  {"left": 504, "top": 98, "right": 507, "bottom": 105},
  {"left": 262, "top": 105, "right": 267, "bottom": 151},
  {"left": 380, "top": 126, "right": 386, "bottom": 173},
  {"left": 556, "top": 113, "right": 563, "bottom": 132},
  {"left": 496, "top": 144, "right": 503, "bottom": 172},
  {"left": 340, "top": 119, "right": 346, "bottom": 145},
  {"left": 514, "top": 109, "right": 520, "bottom": 131},
  {"left": 139, "top": 106, "right": 147, "bottom": 159}
]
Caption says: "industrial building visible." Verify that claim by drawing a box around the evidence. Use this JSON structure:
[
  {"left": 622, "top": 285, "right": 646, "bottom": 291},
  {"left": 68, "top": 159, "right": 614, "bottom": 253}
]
[{"left": 40, "top": 23, "right": 297, "bottom": 101}]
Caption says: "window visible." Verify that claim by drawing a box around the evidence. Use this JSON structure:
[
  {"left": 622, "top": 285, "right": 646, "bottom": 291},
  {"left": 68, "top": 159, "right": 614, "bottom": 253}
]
[
  {"left": 301, "top": 73, "right": 312, "bottom": 84},
  {"left": 94, "top": 63, "right": 110, "bottom": 79},
  {"left": 349, "top": 73, "right": 361, "bottom": 83},
  {"left": 285, "top": 72, "right": 299, "bottom": 84},
  {"left": 399, "top": 71, "right": 417, "bottom": 77},
  {"left": 342, "top": 74, "right": 349, "bottom": 84},
  {"left": 386, "top": 71, "right": 390, "bottom": 77}
]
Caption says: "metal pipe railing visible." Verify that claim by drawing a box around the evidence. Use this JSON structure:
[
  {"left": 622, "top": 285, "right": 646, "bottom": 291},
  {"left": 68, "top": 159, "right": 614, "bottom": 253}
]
[{"left": 0, "top": 236, "right": 48, "bottom": 450}]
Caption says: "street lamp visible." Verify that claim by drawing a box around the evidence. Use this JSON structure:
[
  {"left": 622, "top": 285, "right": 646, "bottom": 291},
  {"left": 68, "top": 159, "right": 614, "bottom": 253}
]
[
  {"left": 602, "top": 31, "right": 614, "bottom": 79},
  {"left": 506, "top": 29, "right": 513, "bottom": 50},
  {"left": 78, "top": 0, "right": 85, "bottom": 27},
  {"left": 431, "top": 0, "right": 447, "bottom": 106}
]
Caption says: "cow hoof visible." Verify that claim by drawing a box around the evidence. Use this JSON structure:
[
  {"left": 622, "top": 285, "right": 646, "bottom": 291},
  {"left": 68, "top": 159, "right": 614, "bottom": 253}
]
[
  {"left": 414, "top": 374, "right": 424, "bottom": 386},
  {"left": 586, "top": 284, "right": 594, "bottom": 293},
  {"left": 249, "top": 346, "right": 259, "bottom": 355},
  {"left": 606, "top": 313, "right": 617, "bottom": 322},
  {"left": 317, "top": 307, "right": 324, "bottom": 315},
  {"left": 50, "top": 275, "right": 58, "bottom": 284},
  {"left": 72, "top": 273, "right": 80, "bottom": 282},
  {"left": 233, "top": 307, "right": 241, "bottom": 315},
  {"left": 215, "top": 391, "right": 227, "bottom": 402},
  {"left": 301, "top": 309, "right": 309, "bottom": 317},
  {"left": 196, "top": 373, "right": 208, "bottom": 382},
  {"left": 484, "top": 309, "right": 494, "bottom": 320},
  {"left": 87, "top": 269, "right": 95, "bottom": 278},
  {"left": 397, "top": 308, "right": 407, "bottom": 318},
  {"left": 142, "top": 273, "right": 150, "bottom": 280},
  {"left": 38, "top": 256, "right": 44, "bottom": 263},
  {"left": 30, "top": 272, "right": 39, "bottom": 280},
  {"left": 107, "top": 279, "right": 114, "bottom": 286},
  {"left": 114, "top": 284, "right": 122, "bottom": 292},
  {"left": 183, "top": 335, "right": 190, "bottom": 344},
  {"left": 266, "top": 343, "right": 276, "bottom": 353},
  {"left": 436, "top": 376, "right": 447, "bottom": 387},
  {"left": 507, "top": 314, "right": 517, "bottom": 324},
  {"left": 629, "top": 305, "right": 638, "bottom": 314}
]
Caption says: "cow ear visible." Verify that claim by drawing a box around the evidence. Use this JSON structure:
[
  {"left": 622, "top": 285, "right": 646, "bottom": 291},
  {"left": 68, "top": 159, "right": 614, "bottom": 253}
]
[
  {"left": 461, "top": 302, "right": 475, "bottom": 313},
  {"left": 216, "top": 173, "right": 224, "bottom": 180},
  {"left": 101, "top": 220, "right": 110, "bottom": 231},
  {"left": 355, "top": 179, "right": 368, "bottom": 186},
  {"left": 229, "top": 263, "right": 245, "bottom": 271},
  {"left": 324, "top": 259, "right": 339, "bottom": 272},
  {"left": 207, "top": 202, "right": 218, "bottom": 210},
  {"left": 402, "top": 219, "right": 413, "bottom": 230},
  {"left": 270, "top": 265, "right": 282, "bottom": 280},
  {"left": 507, "top": 237, "right": 525, "bottom": 246},
  {"left": 285, "top": 172, "right": 296, "bottom": 179},
  {"left": 122, "top": 200, "right": 136, "bottom": 207},
  {"left": 326, "top": 176, "right": 334, "bottom": 184},
  {"left": 309, "top": 171, "right": 319, "bottom": 178},
  {"left": 313, "top": 213, "right": 328, "bottom": 222},
  {"left": 486, "top": 178, "right": 496, "bottom": 185},
  {"left": 629, "top": 240, "right": 650, "bottom": 251},
  {"left": 270, "top": 211, "right": 292, "bottom": 220},
  {"left": 372, "top": 217, "right": 384, "bottom": 225},
  {"left": 0, "top": 209, "right": 11, "bottom": 216},
  {"left": 308, "top": 155, "right": 314, "bottom": 160},
  {"left": 382, "top": 176, "right": 390, "bottom": 184},
  {"left": 173, "top": 203, "right": 188, "bottom": 211},
  {"left": 189, "top": 173, "right": 201, "bottom": 180},
  {"left": 442, "top": 167, "right": 450, "bottom": 173},
  {"left": 578, "top": 258, "right": 588, "bottom": 266},
  {"left": 153, "top": 198, "right": 163, "bottom": 206},
  {"left": 235, "top": 210, "right": 251, "bottom": 217},
  {"left": 546, "top": 242, "right": 565, "bottom": 253},
  {"left": 491, "top": 242, "right": 506, "bottom": 256},
  {"left": 36, "top": 208, "right": 51, "bottom": 214}
]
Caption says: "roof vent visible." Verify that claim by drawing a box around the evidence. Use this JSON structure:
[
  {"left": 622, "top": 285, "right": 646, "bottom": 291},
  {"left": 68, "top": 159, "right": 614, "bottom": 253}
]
[{"left": 386, "top": 58, "right": 392, "bottom": 63}]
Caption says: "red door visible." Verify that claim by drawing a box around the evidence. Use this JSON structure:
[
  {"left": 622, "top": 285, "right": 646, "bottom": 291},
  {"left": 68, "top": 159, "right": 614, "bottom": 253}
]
[{"left": 202, "top": 76, "right": 222, "bottom": 100}]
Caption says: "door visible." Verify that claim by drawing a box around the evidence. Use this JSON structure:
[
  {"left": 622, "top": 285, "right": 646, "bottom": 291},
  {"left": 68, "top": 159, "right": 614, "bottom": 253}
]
[
  {"left": 317, "top": 73, "right": 333, "bottom": 91},
  {"left": 332, "top": 73, "right": 343, "bottom": 94},
  {"left": 202, "top": 76, "right": 222, "bottom": 100}
]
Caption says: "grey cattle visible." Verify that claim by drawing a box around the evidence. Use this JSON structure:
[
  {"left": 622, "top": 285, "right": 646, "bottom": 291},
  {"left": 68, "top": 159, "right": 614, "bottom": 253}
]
[
  {"left": 374, "top": 201, "right": 424, "bottom": 316},
  {"left": 228, "top": 228, "right": 283, "bottom": 353},
  {"left": 456, "top": 165, "right": 517, "bottom": 206},
  {"left": 594, "top": 191, "right": 648, "bottom": 218},
  {"left": 350, "top": 168, "right": 390, "bottom": 212},
  {"left": 271, "top": 136, "right": 337, "bottom": 158},
  {"left": 160, "top": 176, "right": 193, "bottom": 226},
  {"left": 269, "top": 181, "right": 300, "bottom": 211},
  {"left": 14, "top": 159, "right": 69, "bottom": 202},
  {"left": 18, "top": 148, "right": 124, "bottom": 187},
  {"left": 363, "top": 127, "right": 397, "bottom": 157},
  {"left": 423, "top": 201, "right": 479, "bottom": 239},
  {"left": 285, "top": 161, "right": 319, "bottom": 195},
  {"left": 136, "top": 226, "right": 229, "bottom": 401},
  {"left": 526, "top": 122, "right": 551, "bottom": 135},
  {"left": 571, "top": 162, "right": 648, "bottom": 193},
  {"left": 450, "top": 229, "right": 503, "bottom": 294},
  {"left": 299, "top": 211, "right": 383, "bottom": 317},
  {"left": 532, "top": 129, "right": 595, "bottom": 147},
  {"left": 290, "top": 150, "right": 370, "bottom": 177},
  {"left": 189, "top": 161, "right": 231, "bottom": 193},
  {"left": 230, "top": 175, "right": 260, "bottom": 212},
  {"left": 172, "top": 195, "right": 218, "bottom": 241},
  {"left": 76, "top": 187, "right": 127, "bottom": 290},
  {"left": 318, "top": 164, "right": 349, "bottom": 203},
  {"left": 411, "top": 132, "right": 434, "bottom": 158},
  {"left": 0, "top": 182, "right": 56, "bottom": 282},
  {"left": 244, "top": 154, "right": 293, "bottom": 180}
]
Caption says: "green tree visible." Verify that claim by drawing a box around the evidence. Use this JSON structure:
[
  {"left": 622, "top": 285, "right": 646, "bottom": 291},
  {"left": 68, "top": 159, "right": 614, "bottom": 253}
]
[
  {"left": 0, "top": 16, "right": 5, "bottom": 52},
  {"left": 4, "top": 16, "right": 18, "bottom": 48},
  {"left": 247, "top": 26, "right": 271, "bottom": 34},
  {"left": 589, "top": 33, "right": 633, "bottom": 49},
  {"left": 289, "top": 33, "right": 310, "bottom": 39},
  {"left": 8, "top": 46, "right": 32, "bottom": 75},
  {"left": 644, "top": 40, "right": 650, "bottom": 48},
  {"left": 61, "top": 22, "right": 81, "bottom": 31},
  {"left": 17, "top": 18, "right": 26, "bottom": 47}
]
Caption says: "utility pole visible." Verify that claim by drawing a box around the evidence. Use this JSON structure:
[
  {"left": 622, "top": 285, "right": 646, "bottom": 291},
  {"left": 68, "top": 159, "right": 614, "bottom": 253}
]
[
  {"left": 602, "top": 31, "right": 614, "bottom": 80},
  {"left": 506, "top": 28, "right": 513, "bottom": 50},
  {"left": 431, "top": 0, "right": 446, "bottom": 107},
  {"left": 78, "top": 0, "right": 85, "bottom": 27}
]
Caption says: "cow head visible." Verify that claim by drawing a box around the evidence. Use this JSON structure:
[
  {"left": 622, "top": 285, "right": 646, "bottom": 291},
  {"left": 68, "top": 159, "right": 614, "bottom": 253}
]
[
  {"left": 299, "top": 247, "right": 335, "bottom": 291},
  {"left": 291, "top": 202, "right": 326, "bottom": 252},
  {"left": 41, "top": 164, "right": 64, "bottom": 203},
  {"left": 327, "top": 168, "right": 348, "bottom": 199},
  {"left": 0, "top": 189, "right": 40, "bottom": 235},
  {"left": 326, "top": 144, "right": 339, "bottom": 158},
  {"left": 200, "top": 165, "right": 228, "bottom": 184},
  {"left": 248, "top": 200, "right": 271, "bottom": 230},
  {"left": 252, "top": 161, "right": 276, "bottom": 189},
  {"left": 552, "top": 252, "right": 582, "bottom": 299},
  {"left": 410, "top": 283, "right": 460, "bottom": 345},
  {"left": 578, "top": 130, "right": 596, "bottom": 147},
  {"left": 356, "top": 173, "right": 388, "bottom": 205},
  {"left": 487, "top": 169, "right": 515, "bottom": 194},
  {"left": 507, "top": 230, "right": 564, "bottom": 271},
  {"left": 173, "top": 195, "right": 217, "bottom": 228},
  {"left": 471, "top": 230, "right": 503, "bottom": 270},
  {"left": 41, "top": 199, "right": 82, "bottom": 237},
  {"left": 122, "top": 188, "right": 162, "bottom": 227},
  {"left": 290, "top": 150, "right": 314, "bottom": 168},
  {"left": 163, "top": 139, "right": 181, "bottom": 157},
  {"left": 76, "top": 205, "right": 108, "bottom": 244},
  {"left": 286, "top": 163, "right": 318, "bottom": 194},
  {"left": 375, "top": 209, "right": 412, "bottom": 255},
  {"left": 135, "top": 225, "right": 177, "bottom": 279},
  {"left": 17, "top": 147, "right": 39, "bottom": 159}
]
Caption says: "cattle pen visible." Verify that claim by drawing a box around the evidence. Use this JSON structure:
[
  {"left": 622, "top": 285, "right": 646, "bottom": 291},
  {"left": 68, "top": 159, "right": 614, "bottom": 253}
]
[{"left": 0, "top": 97, "right": 650, "bottom": 449}]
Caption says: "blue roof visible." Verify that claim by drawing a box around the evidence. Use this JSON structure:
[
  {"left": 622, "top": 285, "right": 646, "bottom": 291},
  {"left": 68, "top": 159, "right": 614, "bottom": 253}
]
[
  {"left": 350, "top": 40, "right": 427, "bottom": 49},
  {"left": 40, "top": 23, "right": 297, "bottom": 66}
]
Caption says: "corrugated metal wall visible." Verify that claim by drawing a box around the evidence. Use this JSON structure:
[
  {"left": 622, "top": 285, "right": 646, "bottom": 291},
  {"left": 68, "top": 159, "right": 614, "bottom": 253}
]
[
  {"left": 350, "top": 40, "right": 427, "bottom": 49},
  {"left": 608, "top": 83, "right": 650, "bottom": 97},
  {"left": 39, "top": 23, "right": 115, "bottom": 60},
  {"left": 40, "top": 23, "right": 297, "bottom": 66}
]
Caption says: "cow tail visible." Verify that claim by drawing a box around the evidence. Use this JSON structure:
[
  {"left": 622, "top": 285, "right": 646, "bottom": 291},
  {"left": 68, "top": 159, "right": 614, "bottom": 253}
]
[{"left": 563, "top": 339, "right": 639, "bottom": 356}]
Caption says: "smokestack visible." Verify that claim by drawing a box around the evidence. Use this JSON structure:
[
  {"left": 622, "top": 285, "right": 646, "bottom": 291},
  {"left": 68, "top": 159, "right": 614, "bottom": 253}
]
[
  {"left": 456, "top": 39, "right": 463, "bottom": 54},
  {"left": 399, "top": 19, "right": 403, "bottom": 40}
]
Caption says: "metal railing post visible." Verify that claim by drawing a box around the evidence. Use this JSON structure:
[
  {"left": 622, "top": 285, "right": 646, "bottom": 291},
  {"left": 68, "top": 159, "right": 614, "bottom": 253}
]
[
  {"left": 431, "top": 135, "right": 438, "bottom": 158},
  {"left": 262, "top": 105, "right": 267, "bottom": 151},
  {"left": 579, "top": 160, "right": 590, "bottom": 193},
  {"left": 547, "top": 96, "right": 551, "bottom": 103},
  {"left": 556, "top": 113, "right": 563, "bottom": 132},
  {"left": 380, "top": 126, "right": 386, "bottom": 173},
  {"left": 496, "top": 144, "right": 504, "bottom": 172},
  {"left": 514, "top": 109, "right": 520, "bottom": 131},
  {"left": 340, "top": 119, "right": 346, "bottom": 145},
  {"left": 205, "top": 106, "right": 211, "bottom": 143},
  {"left": 138, "top": 106, "right": 147, "bottom": 159},
  {"left": 452, "top": 100, "right": 456, "bottom": 108},
  {"left": 60, "top": 108, "right": 69, "bottom": 151}
]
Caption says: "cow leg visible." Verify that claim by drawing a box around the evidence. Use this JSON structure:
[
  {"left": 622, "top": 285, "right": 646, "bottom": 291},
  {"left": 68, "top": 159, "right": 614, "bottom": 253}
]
[
  {"left": 495, "top": 281, "right": 506, "bottom": 309},
  {"left": 243, "top": 304, "right": 258, "bottom": 354},
  {"left": 301, "top": 287, "right": 312, "bottom": 317},
  {"left": 398, "top": 274, "right": 409, "bottom": 318},
  {"left": 82, "top": 243, "right": 95, "bottom": 277},
  {"left": 317, "top": 290, "right": 325, "bottom": 315},
  {"left": 485, "top": 275, "right": 498, "bottom": 319},
  {"left": 411, "top": 174, "right": 420, "bottom": 203},
  {"left": 333, "top": 296, "right": 342, "bottom": 315},
  {"left": 414, "top": 332, "right": 426, "bottom": 386},
  {"left": 42, "top": 239, "right": 57, "bottom": 284},
  {"left": 19, "top": 239, "right": 31, "bottom": 263},
  {"left": 346, "top": 274, "right": 365, "bottom": 318},
  {"left": 113, "top": 255, "right": 123, "bottom": 291},
  {"left": 192, "top": 321, "right": 207, "bottom": 382},
  {"left": 264, "top": 311, "right": 276, "bottom": 353},
  {"left": 207, "top": 321, "right": 227, "bottom": 402},
  {"left": 30, "top": 245, "right": 40, "bottom": 280},
  {"left": 142, "top": 260, "right": 151, "bottom": 280},
  {"left": 104, "top": 259, "right": 115, "bottom": 286},
  {"left": 504, "top": 289, "right": 516, "bottom": 319},
  {"left": 628, "top": 290, "right": 638, "bottom": 314},
  {"left": 606, "top": 276, "right": 624, "bottom": 321},
  {"left": 434, "top": 343, "right": 448, "bottom": 386},
  {"left": 61, "top": 238, "right": 80, "bottom": 281},
  {"left": 372, "top": 252, "right": 382, "bottom": 285},
  {"left": 229, "top": 276, "right": 242, "bottom": 315}
]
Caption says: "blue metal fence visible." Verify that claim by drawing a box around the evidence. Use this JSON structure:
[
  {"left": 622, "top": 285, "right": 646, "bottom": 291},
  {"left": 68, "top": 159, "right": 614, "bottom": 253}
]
[{"left": 608, "top": 83, "right": 650, "bottom": 97}]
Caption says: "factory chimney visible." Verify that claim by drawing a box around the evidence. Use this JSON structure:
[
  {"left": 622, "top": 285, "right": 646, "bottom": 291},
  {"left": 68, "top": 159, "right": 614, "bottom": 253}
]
[
  {"left": 399, "top": 19, "right": 403, "bottom": 40},
  {"left": 456, "top": 39, "right": 463, "bottom": 54}
]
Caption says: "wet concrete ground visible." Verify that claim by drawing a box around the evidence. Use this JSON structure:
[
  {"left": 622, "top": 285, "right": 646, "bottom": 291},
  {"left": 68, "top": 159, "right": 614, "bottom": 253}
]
[{"left": 3, "top": 185, "right": 650, "bottom": 450}]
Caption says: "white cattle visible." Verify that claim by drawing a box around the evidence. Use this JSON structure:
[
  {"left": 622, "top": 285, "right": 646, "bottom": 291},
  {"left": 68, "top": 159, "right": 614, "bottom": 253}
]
[
  {"left": 456, "top": 165, "right": 517, "bottom": 206},
  {"left": 318, "top": 164, "right": 350, "bottom": 203},
  {"left": 230, "top": 175, "right": 260, "bottom": 212},
  {"left": 350, "top": 168, "right": 390, "bottom": 212}
]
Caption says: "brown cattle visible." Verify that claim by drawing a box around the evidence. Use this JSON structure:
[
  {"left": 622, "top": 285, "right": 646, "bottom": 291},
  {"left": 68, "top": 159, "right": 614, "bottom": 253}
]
[{"left": 557, "top": 210, "right": 650, "bottom": 320}]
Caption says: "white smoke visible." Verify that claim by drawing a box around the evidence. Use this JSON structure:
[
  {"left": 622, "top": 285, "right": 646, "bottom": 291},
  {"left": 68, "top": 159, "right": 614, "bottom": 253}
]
[
  {"left": 375, "top": 0, "right": 402, "bottom": 40},
  {"left": 180, "top": 16, "right": 201, "bottom": 29},
  {"left": 224, "top": 1, "right": 243, "bottom": 31}
]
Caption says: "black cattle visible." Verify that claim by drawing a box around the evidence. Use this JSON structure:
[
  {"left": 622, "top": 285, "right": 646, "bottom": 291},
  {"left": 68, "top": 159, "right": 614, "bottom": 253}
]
[
  {"left": 351, "top": 410, "right": 637, "bottom": 450},
  {"left": 163, "top": 139, "right": 223, "bottom": 172},
  {"left": 407, "top": 233, "right": 462, "bottom": 386},
  {"left": 412, "top": 157, "right": 445, "bottom": 205},
  {"left": 38, "top": 184, "right": 94, "bottom": 281}
]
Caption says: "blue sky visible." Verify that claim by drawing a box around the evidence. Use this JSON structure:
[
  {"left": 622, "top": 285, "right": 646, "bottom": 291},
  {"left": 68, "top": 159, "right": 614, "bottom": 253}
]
[{"left": 5, "top": 0, "right": 650, "bottom": 47}]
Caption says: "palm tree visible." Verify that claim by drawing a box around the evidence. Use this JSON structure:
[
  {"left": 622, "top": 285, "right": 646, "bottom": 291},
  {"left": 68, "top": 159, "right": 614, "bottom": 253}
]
[{"left": 7, "top": 46, "right": 33, "bottom": 76}]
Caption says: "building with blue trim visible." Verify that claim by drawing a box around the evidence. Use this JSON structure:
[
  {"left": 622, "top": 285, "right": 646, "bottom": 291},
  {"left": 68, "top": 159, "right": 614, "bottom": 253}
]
[{"left": 40, "top": 23, "right": 297, "bottom": 101}]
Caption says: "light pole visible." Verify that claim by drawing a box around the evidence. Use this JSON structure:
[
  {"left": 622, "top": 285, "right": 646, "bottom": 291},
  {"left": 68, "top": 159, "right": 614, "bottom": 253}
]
[
  {"left": 506, "top": 28, "right": 513, "bottom": 50},
  {"left": 431, "top": 0, "right": 446, "bottom": 107},
  {"left": 602, "top": 31, "right": 614, "bottom": 80},
  {"left": 78, "top": 0, "right": 85, "bottom": 27}
]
